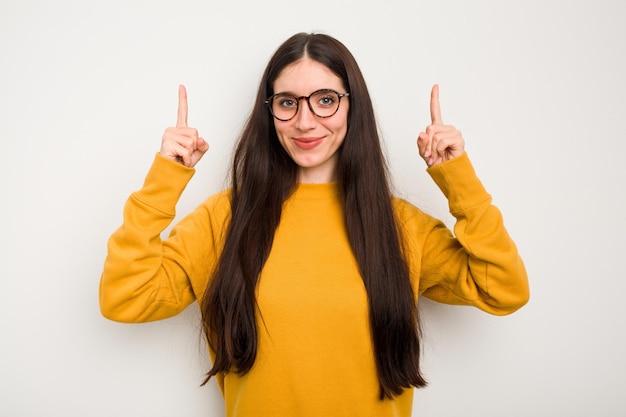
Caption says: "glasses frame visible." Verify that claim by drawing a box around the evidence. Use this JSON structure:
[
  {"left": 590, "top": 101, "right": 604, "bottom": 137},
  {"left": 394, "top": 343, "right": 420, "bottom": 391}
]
[{"left": 264, "top": 88, "right": 350, "bottom": 122}]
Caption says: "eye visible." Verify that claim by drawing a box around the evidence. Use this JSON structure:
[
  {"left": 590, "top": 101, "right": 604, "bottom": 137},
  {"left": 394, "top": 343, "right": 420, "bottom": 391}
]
[
  {"left": 277, "top": 96, "right": 297, "bottom": 108},
  {"left": 315, "top": 92, "right": 337, "bottom": 107},
  {"left": 318, "top": 96, "right": 335, "bottom": 106}
]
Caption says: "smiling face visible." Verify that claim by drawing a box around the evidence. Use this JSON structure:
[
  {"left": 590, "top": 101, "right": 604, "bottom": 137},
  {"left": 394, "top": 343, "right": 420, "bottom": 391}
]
[{"left": 272, "top": 57, "right": 349, "bottom": 183}]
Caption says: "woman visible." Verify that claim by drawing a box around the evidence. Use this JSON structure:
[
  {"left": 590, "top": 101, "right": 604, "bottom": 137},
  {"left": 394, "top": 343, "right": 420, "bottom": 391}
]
[{"left": 100, "top": 32, "right": 529, "bottom": 416}]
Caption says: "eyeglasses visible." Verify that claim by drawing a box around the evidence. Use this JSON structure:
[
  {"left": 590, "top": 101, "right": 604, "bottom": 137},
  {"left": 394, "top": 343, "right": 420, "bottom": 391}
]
[{"left": 265, "top": 89, "right": 350, "bottom": 122}]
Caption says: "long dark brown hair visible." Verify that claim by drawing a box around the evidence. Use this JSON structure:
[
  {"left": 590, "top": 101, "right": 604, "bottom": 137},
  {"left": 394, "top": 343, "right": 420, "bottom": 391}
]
[{"left": 201, "top": 32, "right": 426, "bottom": 399}]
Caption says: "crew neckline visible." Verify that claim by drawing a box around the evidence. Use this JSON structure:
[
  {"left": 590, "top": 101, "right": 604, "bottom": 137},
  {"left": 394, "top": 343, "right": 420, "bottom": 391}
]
[{"left": 291, "top": 182, "right": 340, "bottom": 200}]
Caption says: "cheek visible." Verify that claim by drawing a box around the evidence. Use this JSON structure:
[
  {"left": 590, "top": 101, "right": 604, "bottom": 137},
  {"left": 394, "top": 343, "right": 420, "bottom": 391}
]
[
  {"left": 273, "top": 122, "right": 290, "bottom": 148},
  {"left": 330, "top": 114, "right": 349, "bottom": 136},
  {"left": 272, "top": 120, "right": 284, "bottom": 138}
]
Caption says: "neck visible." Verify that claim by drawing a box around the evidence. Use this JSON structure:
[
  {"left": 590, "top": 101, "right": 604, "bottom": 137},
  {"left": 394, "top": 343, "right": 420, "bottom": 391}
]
[{"left": 297, "top": 165, "right": 337, "bottom": 184}]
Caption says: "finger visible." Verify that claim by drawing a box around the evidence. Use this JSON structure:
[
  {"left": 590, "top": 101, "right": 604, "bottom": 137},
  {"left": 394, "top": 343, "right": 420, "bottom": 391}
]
[
  {"left": 431, "top": 130, "right": 465, "bottom": 162},
  {"left": 190, "top": 137, "right": 209, "bottom": 166},
  {"left": 163, "top": 141, "right": 191, "bottom": 166},
  {"left": 425, "top": 124, "right": 453, "bottom": 158},
  {"left": 432, "top": 130, "right": 456, "bottom": 152},
  {"left": 177, "top": 84, "right": 188, "bottom": 128},
  {"left": 162, "top": 127, "right": 199, "bottom": 148},
  {"left": 417, "top": 132, "right": 430, "bottom": 158},
  {"left": 160, "top": 127, "right": 198, "bottom": 165},
  {"left": 196, "top": 137, "right": 209, "bottom": 153},
  {"left": 430, "top": 84, "right": 443, "bottom": 125}
]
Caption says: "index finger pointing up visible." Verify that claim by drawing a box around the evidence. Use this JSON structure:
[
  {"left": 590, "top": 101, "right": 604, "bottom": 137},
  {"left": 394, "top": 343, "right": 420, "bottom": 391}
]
[
  {"left": 430, "top": 83, "right": 443, "bottom": 125},
  {"left": 177, "top": 84, "right": 188, "bottom": 128}
]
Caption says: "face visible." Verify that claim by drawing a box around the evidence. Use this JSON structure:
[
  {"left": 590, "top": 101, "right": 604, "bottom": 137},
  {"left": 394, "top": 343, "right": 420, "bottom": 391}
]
[{"left": 272, "top": 57, "right": 349, "bottom": 183}]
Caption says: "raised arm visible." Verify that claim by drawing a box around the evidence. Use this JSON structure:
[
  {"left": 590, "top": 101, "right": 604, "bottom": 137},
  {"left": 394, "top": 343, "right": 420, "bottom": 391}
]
[
  {"left": 411, "top": 85, "right": 529, "bottom": 314},
  {"left": 99, "top": 85, "right": 213, "bottom": 322}
]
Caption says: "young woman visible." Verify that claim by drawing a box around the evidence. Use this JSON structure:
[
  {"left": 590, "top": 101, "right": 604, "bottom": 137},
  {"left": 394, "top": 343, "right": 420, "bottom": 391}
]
[{"left": 100, "top": 32, "right": 529, "bottom": 417}]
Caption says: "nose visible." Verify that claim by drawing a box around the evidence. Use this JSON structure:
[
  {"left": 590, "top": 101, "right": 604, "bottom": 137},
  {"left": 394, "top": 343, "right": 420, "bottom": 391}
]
[{"left": 294, "top": 99, "right": 317, "bottom": 131}]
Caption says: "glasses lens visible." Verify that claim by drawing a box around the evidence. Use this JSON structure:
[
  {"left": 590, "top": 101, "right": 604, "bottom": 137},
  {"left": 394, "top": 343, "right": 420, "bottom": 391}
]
[
  {"left": 310, "top": 90, "right": 340, "bottom": 117},
  {"left": 269, "top": 90, "right": 343, "bottom": 120},
  {"left": 271, "top": 94, "right": 298, "bottom": 121}
]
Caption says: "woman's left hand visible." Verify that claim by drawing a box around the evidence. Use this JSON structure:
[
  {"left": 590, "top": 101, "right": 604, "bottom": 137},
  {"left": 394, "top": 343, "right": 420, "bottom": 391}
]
[{"left": 417, "top": 84, "right": 465, "bottom": 167}]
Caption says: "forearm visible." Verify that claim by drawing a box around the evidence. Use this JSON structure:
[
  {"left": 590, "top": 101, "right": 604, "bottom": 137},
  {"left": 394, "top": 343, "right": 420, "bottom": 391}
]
[
  {"left": 420, "top": 153, "right": 529, "bottom": 314},
  {"left": 99, "top": 154, "right": 197, "bottom": 323}
]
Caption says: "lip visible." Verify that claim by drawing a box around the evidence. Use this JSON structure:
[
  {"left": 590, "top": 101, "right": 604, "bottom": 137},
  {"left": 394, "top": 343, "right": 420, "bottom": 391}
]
[{"left": 293, "top": 137, "right": 323, "bottom": 150}]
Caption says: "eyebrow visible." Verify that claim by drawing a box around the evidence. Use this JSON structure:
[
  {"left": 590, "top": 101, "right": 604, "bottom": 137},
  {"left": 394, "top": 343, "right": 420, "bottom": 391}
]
[{"left": 273, "top": 88, "right": 338, "bottom": 96}]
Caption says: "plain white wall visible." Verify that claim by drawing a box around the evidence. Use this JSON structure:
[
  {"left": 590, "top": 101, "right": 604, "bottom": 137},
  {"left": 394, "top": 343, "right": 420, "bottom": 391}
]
[{"left": 2, "top": 0, "right": 625, "bottom": 416}]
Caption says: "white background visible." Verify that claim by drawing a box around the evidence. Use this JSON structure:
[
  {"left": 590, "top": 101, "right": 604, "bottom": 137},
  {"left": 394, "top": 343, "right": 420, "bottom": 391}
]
[{"left": 2, "top": 0, "right": 625, "bottom": 416}]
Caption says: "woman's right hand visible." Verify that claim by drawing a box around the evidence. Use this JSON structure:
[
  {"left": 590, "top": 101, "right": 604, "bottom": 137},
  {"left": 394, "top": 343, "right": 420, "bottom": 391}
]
[
  {"left": 416, "top": 84, "right": 464, "bottom": 168},
  {"left": 160, "top": 85, "right": 209, "bottom": 167}
]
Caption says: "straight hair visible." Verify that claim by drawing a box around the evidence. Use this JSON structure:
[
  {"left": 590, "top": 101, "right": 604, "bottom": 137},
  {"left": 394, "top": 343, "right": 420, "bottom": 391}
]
[{"left": 201, "top": 32, "right": 426, "bottom": 399}]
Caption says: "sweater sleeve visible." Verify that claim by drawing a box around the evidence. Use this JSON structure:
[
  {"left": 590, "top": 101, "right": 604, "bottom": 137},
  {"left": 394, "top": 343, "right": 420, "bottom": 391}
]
[
  {"left": 414, "top": 152, "right": 529, "bottom": 315},
  {"left": 99, "top": 154, "right": 222, "bottom": 323}
]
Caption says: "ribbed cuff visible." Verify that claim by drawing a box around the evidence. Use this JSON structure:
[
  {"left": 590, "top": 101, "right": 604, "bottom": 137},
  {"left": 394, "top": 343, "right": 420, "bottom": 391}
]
[
  {"left": 426, "top": 152, "right": 491, "bottom": 215},
  {"left": 133, "top": 153, "right": 196, "bottom": 215}
]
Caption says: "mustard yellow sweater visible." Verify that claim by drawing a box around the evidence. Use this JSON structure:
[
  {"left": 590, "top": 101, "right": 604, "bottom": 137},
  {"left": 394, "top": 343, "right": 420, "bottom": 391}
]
[{"left": 100, "top": 152, "right": 529, "bottom": 417}]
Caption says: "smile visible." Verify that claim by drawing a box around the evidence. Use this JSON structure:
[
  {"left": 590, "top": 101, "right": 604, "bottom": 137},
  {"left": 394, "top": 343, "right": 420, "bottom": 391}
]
[{"left": 293, "top": 137, "right": 324, "bottom": 150}]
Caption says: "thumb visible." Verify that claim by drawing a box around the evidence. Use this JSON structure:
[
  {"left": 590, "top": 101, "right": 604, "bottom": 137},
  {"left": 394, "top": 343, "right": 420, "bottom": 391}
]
[
  {"left": 197, "top": 137, "right": 209, "bottom": 151},
  {"left": 195, "top": 137, "right": 209, "bottom": 157},
  {"left": 188, "top": 138, "right": 209, "bottom": 167}
]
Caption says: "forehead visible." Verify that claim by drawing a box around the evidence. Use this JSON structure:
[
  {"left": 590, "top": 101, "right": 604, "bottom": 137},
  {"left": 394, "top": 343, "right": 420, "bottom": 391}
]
[{"left": 273, "top": 57, "right": 344, "bottom": 94}]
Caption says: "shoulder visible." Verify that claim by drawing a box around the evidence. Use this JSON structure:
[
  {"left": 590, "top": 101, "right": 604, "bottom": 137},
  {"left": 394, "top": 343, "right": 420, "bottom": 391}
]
[
  {"left": 391, "top": 196, "right": 445, "bottom": 237},
  {"left": 391, "top": 197, "right": 427, "bottom": 222},
  {"left": 204, "top": 188, "right": 232, "bottom": 207},
  {"left": 174, "top": 189, "right": 233, "bottom": 242},
  {"left": 199, "top": 189, "right": 232, "bottom": 219}
]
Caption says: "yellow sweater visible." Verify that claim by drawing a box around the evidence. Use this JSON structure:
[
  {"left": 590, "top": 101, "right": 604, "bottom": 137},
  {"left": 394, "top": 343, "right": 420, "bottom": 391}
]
[{"left": 100, "top": 152, "right": 529, "bottom": 417}]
